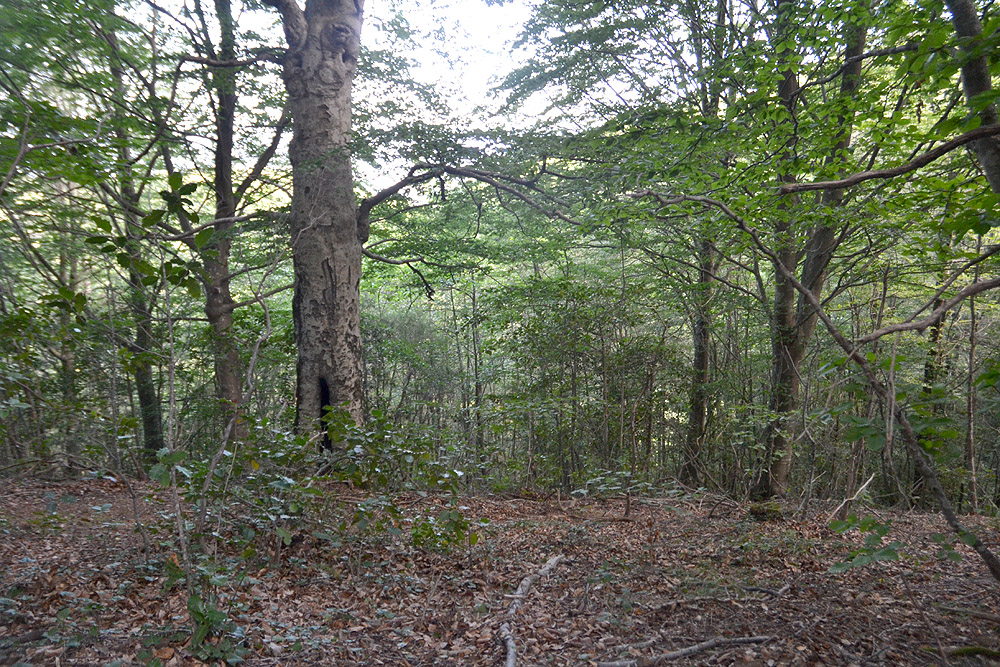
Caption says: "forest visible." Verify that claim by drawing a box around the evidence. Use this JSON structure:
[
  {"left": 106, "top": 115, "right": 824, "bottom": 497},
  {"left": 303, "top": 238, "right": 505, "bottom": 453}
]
[{"left": 2, "top": 0, "right": 1000, "bottom": 664}]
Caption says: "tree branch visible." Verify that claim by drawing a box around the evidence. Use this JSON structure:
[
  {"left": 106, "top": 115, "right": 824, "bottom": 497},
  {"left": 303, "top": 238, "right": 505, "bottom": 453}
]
[
  {"left": 236, "top": 109, "right": 291, "bottom": 203},
  {"left": 796, "top": 43, "right": 919, "bottom": 96},
  {"left": 179, "top": 50, "right": 283, "bottom": 68},
  {"left": 780, "top": 125, "right": 1000, "bottom": 193},
  {"left": 260, "top": 0, "right": 307, "bottom": 50}
]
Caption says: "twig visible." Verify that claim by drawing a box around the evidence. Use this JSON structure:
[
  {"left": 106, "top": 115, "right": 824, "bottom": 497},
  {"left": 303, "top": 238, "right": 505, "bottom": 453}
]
[
  {"left": 826, "top": 472, "right": 876, "bottom": 523},
  {"left": 742, "top": 583, "right": 791, "bottom": 598},
  {"left": 596, "top": 635, "right": 773, "bottom": 666},
  {"left": 495, "top": 554, "right": 565, "bottom": 666},
  {"left": 901, "top": 573, "right": 950, "bottom": 665},
  {"left": 937, "top": 605, "right": 1000, "bottom": 623}
]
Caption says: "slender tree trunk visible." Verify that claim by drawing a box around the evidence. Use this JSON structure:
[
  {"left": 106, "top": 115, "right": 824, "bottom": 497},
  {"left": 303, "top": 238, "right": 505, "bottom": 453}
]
[
  {"left": 265, "top": 0, "right": 366, "bottom": 439},
  {"left": 203, "top": 0, "right": 247, "bottom": 443},
  {"left": 108, "top": 31, "right": 164, "bottom": 462},
  {"left": 965, "top": 249, "right": 980, "bottom": 511},
  {"left": 758, "top": 6, "right": 867, "bottom": 497},
  {"left": 682, "top": 239, "right": 716, "bottom": 485}
]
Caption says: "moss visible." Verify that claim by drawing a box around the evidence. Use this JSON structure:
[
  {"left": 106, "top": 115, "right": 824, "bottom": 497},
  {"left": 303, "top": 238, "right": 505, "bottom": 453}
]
[
  {"left": 747, "top": 501, "right": 783, "bottom": 522},
  {"left": 947, "top": 646, "right": 1000, "bottom": 658}
]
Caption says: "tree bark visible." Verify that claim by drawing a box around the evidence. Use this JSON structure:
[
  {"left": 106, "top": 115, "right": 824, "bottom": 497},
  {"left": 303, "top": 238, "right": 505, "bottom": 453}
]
[
  {"left": 946, "top": 0, "right": 1000, "bottom": 193},
  {"left": 108, "top": 30, "right": 164, "bottom": 462},
  {"left": 682, "top": 238, "right": 716, "bottom": 485},
  {"left": 203, "top": 0, "right": 247, "bottom": 443},
  {"left": 265, "top": 0, "right": 366, "bottom": 438}
]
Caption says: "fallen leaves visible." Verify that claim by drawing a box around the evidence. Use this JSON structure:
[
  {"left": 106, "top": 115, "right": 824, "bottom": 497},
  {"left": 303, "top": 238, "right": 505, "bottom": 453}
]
[{"left": 1, "top": 479, "right": 999, "bottom": 665}]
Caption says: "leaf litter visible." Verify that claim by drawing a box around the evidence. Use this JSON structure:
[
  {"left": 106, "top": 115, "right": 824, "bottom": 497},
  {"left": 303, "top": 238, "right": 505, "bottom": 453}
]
[{"left": 1, "top": 477, "right": 998, "bottom": 665}]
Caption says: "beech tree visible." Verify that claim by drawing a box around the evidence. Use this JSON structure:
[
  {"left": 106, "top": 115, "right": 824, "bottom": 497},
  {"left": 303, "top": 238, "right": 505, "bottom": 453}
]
[{"left": 260, "top": 0, "right": 366, "bottom": 438}]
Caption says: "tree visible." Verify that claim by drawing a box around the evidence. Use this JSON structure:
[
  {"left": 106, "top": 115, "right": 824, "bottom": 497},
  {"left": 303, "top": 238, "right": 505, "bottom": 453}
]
[{"left": 261, "top": 0, "right": 366, "bottom": 439}]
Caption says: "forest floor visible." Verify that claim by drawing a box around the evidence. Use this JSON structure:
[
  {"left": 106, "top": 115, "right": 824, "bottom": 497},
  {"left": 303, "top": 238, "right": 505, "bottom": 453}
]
[{"left": 1, "top": 476, "right": 999, "bottom": 666}]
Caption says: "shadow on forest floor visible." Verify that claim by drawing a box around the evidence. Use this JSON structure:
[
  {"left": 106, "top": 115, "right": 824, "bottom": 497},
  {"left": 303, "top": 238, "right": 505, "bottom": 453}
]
[{"left": 1, "top": 476, "right": 999, "bottom": 665}]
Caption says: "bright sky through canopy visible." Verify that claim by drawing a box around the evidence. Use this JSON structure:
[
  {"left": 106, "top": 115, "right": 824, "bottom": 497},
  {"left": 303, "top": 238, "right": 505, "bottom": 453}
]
[{"left": 385, "top": 0, "right": 533, "bottom": 117}]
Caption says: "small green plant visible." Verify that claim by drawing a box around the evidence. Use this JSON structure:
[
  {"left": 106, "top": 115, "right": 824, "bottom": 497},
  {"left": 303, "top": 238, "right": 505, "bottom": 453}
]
[
  {"left": 410, "top": 504, "right": 489, "bottom": 552},
  {"left": 828, "top": 514, "right": 903, "bottom": 572},
  {"left": 186, "top": 593, "right": 247, "bottom": 664},
  {"left": 930, "top": 530, "right": 979, "bottom": 562}
]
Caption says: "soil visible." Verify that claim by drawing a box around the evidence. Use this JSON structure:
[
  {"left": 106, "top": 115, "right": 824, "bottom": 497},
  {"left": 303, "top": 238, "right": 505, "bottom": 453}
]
[{"left": 1, "top": 476, "right": 998, "bottom": 665}]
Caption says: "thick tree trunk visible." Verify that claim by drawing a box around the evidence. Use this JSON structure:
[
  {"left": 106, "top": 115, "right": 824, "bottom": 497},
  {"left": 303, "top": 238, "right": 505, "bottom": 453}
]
[
  {"left": 946, "top": 0, "right": 1000, "bottom": 193},
  {"left": 266, "top": 0, "right": 366, "bottom": 438},
  {"left": 759, "top": 241, "right": 803, "bottom": 497}
]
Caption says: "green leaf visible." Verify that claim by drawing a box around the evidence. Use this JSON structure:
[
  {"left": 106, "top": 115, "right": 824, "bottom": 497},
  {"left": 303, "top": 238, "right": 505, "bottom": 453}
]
[
  {"left": 829, "top": 519, "right": 852, "bottom": 533},
  {"left": 149, "top": 463, "right": 170, "bottom": 486},
  {"left": 168, "top": 172, "right": 183, "bottom": 191},
  {"left": 194, "top": 228, "right": 214, "bottom": 250},
  {"left": 142, "top": 210, "right": 166, "bottom": 227},
  {"left": 185, "top": 277, "right": 202, "bottom": 299},
  {"left": 159, "top": 450, "right": 187, "bottom": 465}
]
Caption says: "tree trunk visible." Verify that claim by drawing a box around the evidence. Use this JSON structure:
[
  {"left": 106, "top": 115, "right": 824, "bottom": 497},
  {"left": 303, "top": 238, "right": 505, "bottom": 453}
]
[
  {"left": 946, "top": 0, "right": 1000, "bottom": 193},
  {"left": 758, "top": 5, "right": 867, "bottom": 497},
  {"left": 108, "top": 30, "right": 164, "bottom": 462},
  {"left": 681, "top": 238, "right": 716, "bottom": 485},
  {"left": 265, "top": 0, "right": 366, "bottom": 439},
  {"left": 203, "top": 0, "right": 247, "bottom": 443}
]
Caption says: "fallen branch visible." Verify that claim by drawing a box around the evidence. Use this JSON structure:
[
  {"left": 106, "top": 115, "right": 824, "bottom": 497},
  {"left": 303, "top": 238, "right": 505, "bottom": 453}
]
[
  {"left": 596, "top": 635, "right": 773, "bottom": 666},
  {"left": 826, "top": 472, "right": 876, "bottom": 523},
  {"left": 938, "top": 605, "right": 1000, "bottom": 623},
  {"left": 743, "top": 583, "right": 791, "bottom": 598},
  {"left": 497, "top": 623, "right": 517, "bottom": 667},
  {"left": 496, "top": 554, "right": 565, "bottom": 666}
]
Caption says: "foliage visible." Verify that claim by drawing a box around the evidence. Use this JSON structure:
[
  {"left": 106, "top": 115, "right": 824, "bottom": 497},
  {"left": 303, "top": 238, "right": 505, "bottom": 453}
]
[{"left": 828, "top": 514, "right": 904, "bottom": 572}]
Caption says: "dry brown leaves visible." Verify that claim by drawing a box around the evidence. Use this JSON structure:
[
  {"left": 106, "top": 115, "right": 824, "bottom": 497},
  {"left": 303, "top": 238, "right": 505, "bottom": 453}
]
[{"left": 1, "top": 478, "right": 998, "bottom": 666}]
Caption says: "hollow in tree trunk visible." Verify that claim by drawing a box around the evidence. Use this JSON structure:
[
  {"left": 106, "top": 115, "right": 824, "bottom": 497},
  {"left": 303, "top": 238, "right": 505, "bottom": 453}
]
[{"left": 264, "top": 0, "right": 366, "bottom": 441}]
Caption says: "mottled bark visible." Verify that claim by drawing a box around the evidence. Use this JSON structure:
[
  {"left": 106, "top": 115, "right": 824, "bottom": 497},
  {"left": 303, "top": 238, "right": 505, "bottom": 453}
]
[
  {"left": 265, "top": 0, "right": 366, "bottom": 437},
  {"left": 946, "top": 0, "right": 1000, "bottom": 193}
]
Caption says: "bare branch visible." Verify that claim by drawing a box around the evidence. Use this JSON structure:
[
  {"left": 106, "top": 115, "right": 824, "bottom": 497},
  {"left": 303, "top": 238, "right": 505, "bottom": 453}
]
[
  {"left": 429, "top": 164, "right": 580, "bottom": 226},
  {"left": 236, "top": 110, "right": 291, "bottom": 203},
  {"left": 356, "top": 167, "right": 441, "bottom": 241},
  {"left": 221, "top": 283, "right": 293, "bottom": 315},
  {"left": 179, "top": 51, "right": 283, "bottom": 68},
  {"left": 260, "top": 0, "right": 307, "bottom": 50},
  {"left": 855, "top": 277, "right": 1000, "bottom": 344},
  {"left": 154, "top": 214, "right": 258, "bottom": 242},
  {"left": 362, "top": 247, "right": 423, "bottom": 265},
  {"left": 796, "top": 43, "right": 919, "bottom": 96}
]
